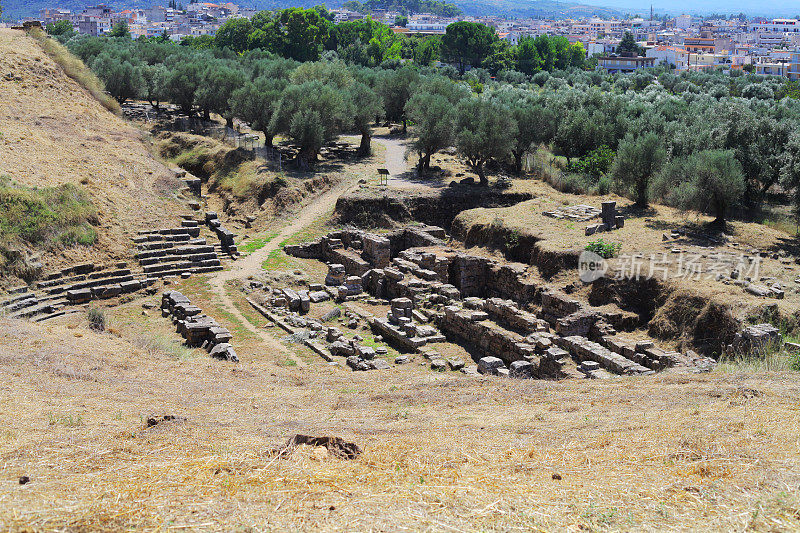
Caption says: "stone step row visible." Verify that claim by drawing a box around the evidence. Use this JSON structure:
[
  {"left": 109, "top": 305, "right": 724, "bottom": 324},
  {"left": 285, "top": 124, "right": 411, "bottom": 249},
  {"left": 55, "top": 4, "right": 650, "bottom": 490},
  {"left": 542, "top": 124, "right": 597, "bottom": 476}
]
[
  {"left": 1, "top": 291, "right": 37, "bottom": 307},
  {"left": 35, "top": 262, "right": 129, "bottom": 289},
  {"left": 9, "top": 299, "right": 66, "bottom": 320},
  {"left": 135, "top": 245, "right": 215, "bottom": 261},
  {"left": 145, "top": 265, "right": 223, "bottom": 278},
  {"left": 33, "top": 308, "right": 80, "bottom": 323},
  {"left": 136, "top": 227, "right": 200, "bottom": 237},
  {"left": 139, "top": 251, "right": 218, "bottom": 266},
  {"left": 556, "top": 335, "right": 653, "bottom": 376},
  {"left": 142, "top": 258, "right": 221, "bottom": 275},
  {"left": 36, "top": 273, "right": 89, "bottom": 289},
  {"left": 48, "top": 274, "right": 135, "bottom": 295},
  {"left": 66, "top": 279, "right": 148, "bottom": 304},
  {"left": 134, "top": 234, "right": 199, "bottom": 248},
  {"left": 2, "top": 293, "right": 38, "bottom": 312}
]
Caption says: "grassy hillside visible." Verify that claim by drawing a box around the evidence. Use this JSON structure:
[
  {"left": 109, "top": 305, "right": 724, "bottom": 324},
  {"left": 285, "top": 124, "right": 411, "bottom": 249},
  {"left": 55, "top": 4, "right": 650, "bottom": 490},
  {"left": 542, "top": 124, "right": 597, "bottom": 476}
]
[{"left": 0, "top": 29, "right": 187, "bottom": 281}]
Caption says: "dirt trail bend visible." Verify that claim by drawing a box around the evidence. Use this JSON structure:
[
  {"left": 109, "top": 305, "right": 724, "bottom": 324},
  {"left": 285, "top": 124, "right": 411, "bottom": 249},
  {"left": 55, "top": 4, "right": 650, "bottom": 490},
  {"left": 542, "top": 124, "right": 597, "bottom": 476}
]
[
  {"left": 373, "top": 135, "right": 447, "bottom": 191},
  {"left": 207, "top": 181, "right": 357, "bottom": 365}
]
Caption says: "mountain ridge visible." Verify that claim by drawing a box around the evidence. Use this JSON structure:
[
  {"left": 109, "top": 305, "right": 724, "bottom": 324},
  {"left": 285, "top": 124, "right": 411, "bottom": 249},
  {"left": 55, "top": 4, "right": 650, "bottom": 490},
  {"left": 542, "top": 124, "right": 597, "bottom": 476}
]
[{"left": 3, "top": 0, "right": 621, "bottom": 20}]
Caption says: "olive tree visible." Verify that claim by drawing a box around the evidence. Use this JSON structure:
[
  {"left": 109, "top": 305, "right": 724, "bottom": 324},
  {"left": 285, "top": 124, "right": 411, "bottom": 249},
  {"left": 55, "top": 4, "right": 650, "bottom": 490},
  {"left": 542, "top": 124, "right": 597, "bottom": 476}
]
[
  {"left": 454, "top": 98, "right": 517, "bottom": 185},
  {"left": 269, "top": 81, "right": 347, "bottom": 169},
  {"left": 611, "top": 132, "right": 666, "bottom": 207},
  {"left": 91, "top": 52, "right": 143, "bottom": 104},
  {"left": 345, "top": 81, "right": 383, "bottom": 156},
  {"left": 195, "top": 62, "right": 246, "bottom": 125},
  {"left": 229, "top": 76, "right": 287, "bottom": 147},
  {"left": 653, "top": 150, "right": 744, "bottom": 226}
]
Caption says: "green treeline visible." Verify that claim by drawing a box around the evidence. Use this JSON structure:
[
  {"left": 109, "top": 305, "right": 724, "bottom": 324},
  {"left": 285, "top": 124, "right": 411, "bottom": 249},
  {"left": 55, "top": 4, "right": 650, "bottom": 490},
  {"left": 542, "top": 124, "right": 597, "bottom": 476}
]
[{"left": 55, "top": 9, "right": 800, "bottom": 223}]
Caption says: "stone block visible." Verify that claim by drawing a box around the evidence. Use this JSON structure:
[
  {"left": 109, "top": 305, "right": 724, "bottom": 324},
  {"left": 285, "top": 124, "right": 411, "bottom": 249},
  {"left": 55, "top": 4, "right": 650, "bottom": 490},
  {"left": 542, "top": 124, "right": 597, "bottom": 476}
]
[
  {"left": 478, "top": 356, "right": 506, "bottom": 375},
  {"left": 210, "top": 343, "right": 239, "bottom": 362},
  {"left": 509, "top": 360, "right": 534, "bottom": 378},
  {"left": 309, "top": 290, "right": 330, "bottom": 303},
  {"left": 431, "top": 358, "right": 447, "bottom": 371},
  {"left": 447, "top": 358, "right": 465, "bottom": 371},
  {"left": 370, "top": 359, "right": 391, "bottom": 370}
]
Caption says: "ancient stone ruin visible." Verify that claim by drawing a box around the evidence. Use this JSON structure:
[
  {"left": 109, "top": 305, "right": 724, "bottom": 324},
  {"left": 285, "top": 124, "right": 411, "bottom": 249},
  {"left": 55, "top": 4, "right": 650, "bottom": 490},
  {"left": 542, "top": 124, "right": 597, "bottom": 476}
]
[
  {"left": 1, "top": 262, "right": 155, "bottom": 322},
  {"left": 585, "top": 201, "right": 624, "bottom": 236},
  {"left": 161, "top": 290, "right": 237, "bottom": 361},
  {"left": 134, "top": 219, "right": 223, "bottom": 278},
  {"left": 283, "top": 225, "right": 715, "bottom": 379},
  {"left": 205, "top": 212, "right": 239, "bottom": 257}
]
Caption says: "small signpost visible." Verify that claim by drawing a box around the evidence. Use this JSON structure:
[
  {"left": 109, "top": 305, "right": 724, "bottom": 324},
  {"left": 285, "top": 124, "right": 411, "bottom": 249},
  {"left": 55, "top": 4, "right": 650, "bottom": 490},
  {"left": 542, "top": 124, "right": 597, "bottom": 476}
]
[{"left": 377, "top": 168, "right": 389, "bottom": 187}]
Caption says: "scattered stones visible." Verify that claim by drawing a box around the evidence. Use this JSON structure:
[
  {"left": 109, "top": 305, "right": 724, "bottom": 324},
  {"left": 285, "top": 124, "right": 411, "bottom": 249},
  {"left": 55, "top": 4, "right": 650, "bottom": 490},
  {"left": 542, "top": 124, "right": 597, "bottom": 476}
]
[
  {"left": 543, "top": 204, "right": 600, "bottom": 222},
  {"left": 161, "top": 291, "right": 237, "bottom": 362}
]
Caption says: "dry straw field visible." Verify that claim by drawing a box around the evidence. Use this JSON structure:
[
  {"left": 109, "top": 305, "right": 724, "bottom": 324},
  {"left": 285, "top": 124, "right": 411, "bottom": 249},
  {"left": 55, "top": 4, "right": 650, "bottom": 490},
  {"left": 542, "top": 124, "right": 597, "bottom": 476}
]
[
  {"left": 1, "top": 26, "right": 799, "bottom": 533},
  {"left": 1, "top": 316, "right": 799, "bottom": 531}
]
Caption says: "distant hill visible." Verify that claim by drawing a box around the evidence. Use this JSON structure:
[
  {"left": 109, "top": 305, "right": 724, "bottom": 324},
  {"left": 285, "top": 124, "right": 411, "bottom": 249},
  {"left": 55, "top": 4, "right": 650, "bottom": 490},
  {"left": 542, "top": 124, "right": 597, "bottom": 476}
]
[
  {"left": 3, "top": 0, "right": 619, "bottom": 20},
  {"left": 457, "top": 0, "right": 619, "bottom": 18}
]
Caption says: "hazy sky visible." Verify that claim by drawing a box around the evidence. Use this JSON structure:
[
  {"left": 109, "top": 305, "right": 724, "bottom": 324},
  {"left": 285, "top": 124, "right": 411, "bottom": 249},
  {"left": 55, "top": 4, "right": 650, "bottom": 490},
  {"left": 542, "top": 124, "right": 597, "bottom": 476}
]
[{"left": 580, "top": 0, "right": 800, "bottom": 17}]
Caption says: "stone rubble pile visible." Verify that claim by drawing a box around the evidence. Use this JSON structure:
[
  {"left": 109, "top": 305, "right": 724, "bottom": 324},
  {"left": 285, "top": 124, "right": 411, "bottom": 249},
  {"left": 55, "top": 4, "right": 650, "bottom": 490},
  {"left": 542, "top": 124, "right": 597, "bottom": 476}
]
[
  {"left": 730, "top": 323, "right": 781, "bottom": 355},
  {"left": 370, "top": 297, "right": 446, "bottom": 351},
  {"left": 161, "top": 290, "right": 238, "bottom": 361},
  {"left": 281, "top": 225, "right": 714, "bottom": 379}
]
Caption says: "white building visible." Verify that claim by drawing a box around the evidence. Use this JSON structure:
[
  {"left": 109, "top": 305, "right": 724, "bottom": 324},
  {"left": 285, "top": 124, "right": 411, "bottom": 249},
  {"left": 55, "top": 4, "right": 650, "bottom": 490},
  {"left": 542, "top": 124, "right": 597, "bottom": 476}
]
[
  {"left": 676, "top": 14, "right": 692, "bottom": 30},
  {"left": 748, "top": 18, "right": 800, "bottom": 34},
  {"left": 789, "top": 49, "right": 800, "bottom": 80},
  {"left": 646, "top": 45, "right": 690, "bottom": 70}
]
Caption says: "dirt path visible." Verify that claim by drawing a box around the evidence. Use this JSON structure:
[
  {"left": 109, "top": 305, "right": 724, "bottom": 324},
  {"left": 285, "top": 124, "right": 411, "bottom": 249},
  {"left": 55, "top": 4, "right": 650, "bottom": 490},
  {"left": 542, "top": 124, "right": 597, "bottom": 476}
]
[
  {"left": 207, "top": 181, "right": 356, "bottom": 366},
  {"left": 373, "top": 135, "right": 447, "bottom": 191},
  {"left": 205, "top": 136, "right": 429, "bottom": 365}
]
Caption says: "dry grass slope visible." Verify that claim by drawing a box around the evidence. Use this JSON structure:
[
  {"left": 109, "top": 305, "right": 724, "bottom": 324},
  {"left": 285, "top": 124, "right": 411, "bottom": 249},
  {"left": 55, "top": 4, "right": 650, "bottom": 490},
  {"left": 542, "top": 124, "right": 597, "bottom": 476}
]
[
  {"left": 28, "top": 29, "right": 120, "bottom": 115},
  {"left": 1, "top": 316, "right": 799, "bottom": 531},
  {"left": 0, "top": 29, "right": 186, "bottom": 276}
]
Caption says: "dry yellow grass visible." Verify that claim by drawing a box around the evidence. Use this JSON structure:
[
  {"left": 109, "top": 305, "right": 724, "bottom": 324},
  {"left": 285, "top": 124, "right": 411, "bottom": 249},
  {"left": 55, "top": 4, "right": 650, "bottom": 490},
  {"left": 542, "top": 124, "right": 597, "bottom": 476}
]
[
  {"left": 1, "top": 316, "right": 799, "bottom": 531},
  {"left": 0, "top": 29, "right": 187, "bottom": 272}
]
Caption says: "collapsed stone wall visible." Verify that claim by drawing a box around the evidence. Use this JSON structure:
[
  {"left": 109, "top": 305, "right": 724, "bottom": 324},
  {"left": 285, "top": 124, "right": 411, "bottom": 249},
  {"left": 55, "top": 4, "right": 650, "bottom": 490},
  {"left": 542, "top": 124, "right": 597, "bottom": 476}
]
[{"left": 286, "top": 225, "right": 717, "bottom": 379}]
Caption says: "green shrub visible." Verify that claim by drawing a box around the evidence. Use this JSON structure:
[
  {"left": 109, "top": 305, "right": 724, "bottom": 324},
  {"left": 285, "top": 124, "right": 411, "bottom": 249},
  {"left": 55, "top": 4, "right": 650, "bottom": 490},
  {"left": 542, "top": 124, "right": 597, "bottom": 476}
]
[
  {"left": 0, "top": 178, "right": 97, "bottom": 247},
  {"left": 0, "top": 178, "right": 98, "bottom": 278},
  {"left": 585, "top": 238, "right": 621, "bottom": 258},
  {"left": 566, "top": 145, "right": 615, "bottom": 178},
  {"left": 87, "top": 308, "right": 106, "bottom": 332},
  {"left": 790, "top": 351, "right": 800, "bottom": 371}
]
